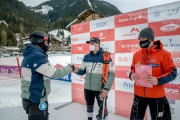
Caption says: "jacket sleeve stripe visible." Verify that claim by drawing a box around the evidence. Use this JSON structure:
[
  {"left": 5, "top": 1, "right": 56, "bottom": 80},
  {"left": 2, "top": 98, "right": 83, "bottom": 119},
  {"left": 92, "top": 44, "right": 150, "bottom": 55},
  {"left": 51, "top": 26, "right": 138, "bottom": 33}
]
[{"left": 158, "top": 67, "right": 177, "bottom": 85}]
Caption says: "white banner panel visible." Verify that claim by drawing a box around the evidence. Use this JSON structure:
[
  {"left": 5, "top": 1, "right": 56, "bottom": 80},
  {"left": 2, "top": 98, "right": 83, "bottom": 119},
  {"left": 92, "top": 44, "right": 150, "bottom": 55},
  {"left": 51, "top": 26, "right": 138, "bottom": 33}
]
[
  {"left": 71, "top": 32, "right": 90, "bottom": 45},
  {"left": 148, "top": 2, "right": 180, "bottom": 22},
  {"left": 115, "top": 23, "right": 148, "bottom": 40},
  {"left": 115, "top": 78, "right": 134, "bottom": 93},
  {"left": 90, "top": 16, "right": 115, "bottom": 32},
  {"left": 100, "top": 41, "right": 115, "bottom": 53},
  {"left": 115, "top": 53, "right": 133, "bottom": 66}
]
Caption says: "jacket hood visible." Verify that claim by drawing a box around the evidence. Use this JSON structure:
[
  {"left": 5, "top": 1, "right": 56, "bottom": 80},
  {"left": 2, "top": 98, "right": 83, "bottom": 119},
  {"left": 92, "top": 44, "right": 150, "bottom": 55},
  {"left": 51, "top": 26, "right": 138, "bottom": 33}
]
[
  {"left": 23, "top": 44, "right": 46, "bottom": 57},
  {"left": 151, "top": 40, "right": 164, "bottom": 52}
]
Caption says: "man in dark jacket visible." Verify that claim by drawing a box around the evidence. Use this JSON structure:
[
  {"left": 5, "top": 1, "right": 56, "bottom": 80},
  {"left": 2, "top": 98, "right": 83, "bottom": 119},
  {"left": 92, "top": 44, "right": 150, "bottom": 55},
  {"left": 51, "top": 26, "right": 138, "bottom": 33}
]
[
  {"left": 21, "top": 31, "right": 75, "bottom": 120},
  {"left": 75, "top": 37, "right": 115, "bottom": 120}
]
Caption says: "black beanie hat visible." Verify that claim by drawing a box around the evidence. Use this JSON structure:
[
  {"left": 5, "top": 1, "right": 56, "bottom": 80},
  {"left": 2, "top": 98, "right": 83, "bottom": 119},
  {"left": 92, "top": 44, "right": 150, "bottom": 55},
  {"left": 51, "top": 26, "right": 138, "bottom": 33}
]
[{"left": 138, "top": 27, "right": 154, "bottom": 40}]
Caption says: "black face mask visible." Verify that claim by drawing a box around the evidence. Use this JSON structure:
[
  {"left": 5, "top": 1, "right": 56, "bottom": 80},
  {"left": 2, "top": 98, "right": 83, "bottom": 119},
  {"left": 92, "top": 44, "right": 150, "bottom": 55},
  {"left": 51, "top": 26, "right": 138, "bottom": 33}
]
[
  {"left": 140, "top": 39, "right": 151, "bottom": 48},
  {"left": 41, "top": 44, "right": 49, "bottom": 52}
]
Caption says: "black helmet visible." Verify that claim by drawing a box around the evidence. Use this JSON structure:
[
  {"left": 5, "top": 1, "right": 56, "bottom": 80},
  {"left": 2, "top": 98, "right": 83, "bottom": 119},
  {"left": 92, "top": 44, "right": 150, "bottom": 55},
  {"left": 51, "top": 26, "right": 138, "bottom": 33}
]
[{"left": 29, "top": 31, "right": 51, "bottom": 44}]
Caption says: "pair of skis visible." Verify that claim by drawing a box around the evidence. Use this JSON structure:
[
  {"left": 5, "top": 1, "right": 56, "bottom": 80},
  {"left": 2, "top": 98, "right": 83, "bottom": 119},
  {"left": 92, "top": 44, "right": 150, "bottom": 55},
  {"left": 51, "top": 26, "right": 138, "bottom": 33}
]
[
  {"left": 96, "top": 98, "right": 107, "bottom": 120},
  {"left": 101, "top": 98, "right": 107, "bottom": 120},
  {"left": 99, "top": 51, "right": 110, "bottom": 120}
]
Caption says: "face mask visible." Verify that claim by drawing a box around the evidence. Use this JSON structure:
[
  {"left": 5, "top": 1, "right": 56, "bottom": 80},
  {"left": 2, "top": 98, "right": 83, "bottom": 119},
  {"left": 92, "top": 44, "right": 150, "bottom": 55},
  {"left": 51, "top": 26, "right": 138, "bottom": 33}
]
[
  {"left": 41, "top": 44, "right": 49, "bottom": 52},
  {"left": 140, "top": 39, "right": 151, "bottom": 48},
  {"left": 89, "top": 45, "right": 95, "bottom": 51}
]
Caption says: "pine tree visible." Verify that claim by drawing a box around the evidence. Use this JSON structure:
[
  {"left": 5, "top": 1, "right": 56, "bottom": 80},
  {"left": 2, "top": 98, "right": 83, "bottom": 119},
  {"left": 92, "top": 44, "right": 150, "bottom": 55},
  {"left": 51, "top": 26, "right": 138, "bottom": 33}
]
[{"left": 1, "top": 31, "right": 7, "bottom": 46}]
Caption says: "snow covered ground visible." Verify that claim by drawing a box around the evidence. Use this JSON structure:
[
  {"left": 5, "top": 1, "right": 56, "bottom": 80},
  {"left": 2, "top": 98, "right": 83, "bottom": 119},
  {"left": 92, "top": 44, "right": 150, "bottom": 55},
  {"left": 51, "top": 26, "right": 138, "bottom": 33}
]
[
  {"left": 0, "top": 55, "right": 128, "bottom": 120},
  {"left": 0, "top": 80, "right": 127, "bottom": 120}
]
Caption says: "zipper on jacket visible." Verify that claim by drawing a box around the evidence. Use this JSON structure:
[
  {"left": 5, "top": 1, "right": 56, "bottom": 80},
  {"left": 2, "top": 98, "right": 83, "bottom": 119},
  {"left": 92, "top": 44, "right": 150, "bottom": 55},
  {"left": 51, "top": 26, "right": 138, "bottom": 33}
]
[
  {"left": 93, "top": 62, "right": 97, "bottom": 71},
  {"left": 90, "top": 57, "right": 95, "bottom": 90}
]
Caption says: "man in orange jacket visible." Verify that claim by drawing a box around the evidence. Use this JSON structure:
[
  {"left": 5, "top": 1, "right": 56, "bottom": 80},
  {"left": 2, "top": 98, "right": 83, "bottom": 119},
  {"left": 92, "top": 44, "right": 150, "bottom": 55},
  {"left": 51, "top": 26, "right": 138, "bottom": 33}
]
[{"left": 129, "top": 27, "right": 177, "bottom": 120}]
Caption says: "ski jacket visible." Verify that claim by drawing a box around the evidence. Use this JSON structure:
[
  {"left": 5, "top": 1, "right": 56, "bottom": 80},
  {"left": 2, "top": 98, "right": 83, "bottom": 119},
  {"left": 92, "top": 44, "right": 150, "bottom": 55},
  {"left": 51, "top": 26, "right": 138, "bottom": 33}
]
[
  {"left": 130, "top": 40, "right": 177, "bottom": 98},
  {"left": 21, "top": 44, "right": 73, "bottom": 103},
  {"left": 76, "top": 48, "right": 115, "bottom": 91}
]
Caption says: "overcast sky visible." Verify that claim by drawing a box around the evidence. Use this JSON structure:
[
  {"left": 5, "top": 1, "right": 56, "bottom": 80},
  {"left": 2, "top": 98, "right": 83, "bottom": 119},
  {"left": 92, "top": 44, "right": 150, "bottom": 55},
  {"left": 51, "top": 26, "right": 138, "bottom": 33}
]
[{"left": 19, "top": 0, "right": 179, "bottom": 13}]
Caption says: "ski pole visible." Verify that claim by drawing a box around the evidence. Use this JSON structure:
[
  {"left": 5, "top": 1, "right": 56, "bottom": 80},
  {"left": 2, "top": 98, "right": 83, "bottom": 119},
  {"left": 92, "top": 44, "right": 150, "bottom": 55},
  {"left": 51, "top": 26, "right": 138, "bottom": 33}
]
[{"left": 101, "top": 98, "right": 106, "bottom": 120}]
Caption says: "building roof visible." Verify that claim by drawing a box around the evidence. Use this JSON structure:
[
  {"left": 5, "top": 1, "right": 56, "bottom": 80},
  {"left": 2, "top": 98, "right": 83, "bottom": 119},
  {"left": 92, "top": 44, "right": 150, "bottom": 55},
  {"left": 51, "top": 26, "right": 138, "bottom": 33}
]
[{"left": 66, "top": 9, "right": 104, "bottom": 30}]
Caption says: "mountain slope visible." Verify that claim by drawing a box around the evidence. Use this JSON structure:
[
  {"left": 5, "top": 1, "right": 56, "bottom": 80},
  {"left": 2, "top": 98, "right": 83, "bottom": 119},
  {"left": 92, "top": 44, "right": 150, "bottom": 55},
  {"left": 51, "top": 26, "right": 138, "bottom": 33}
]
[
  {"left": 0, "top": 0, "right": 46, "bottom": 33},
  {"left": 33, "top": 0, "right": 121, "bottom": 29}
]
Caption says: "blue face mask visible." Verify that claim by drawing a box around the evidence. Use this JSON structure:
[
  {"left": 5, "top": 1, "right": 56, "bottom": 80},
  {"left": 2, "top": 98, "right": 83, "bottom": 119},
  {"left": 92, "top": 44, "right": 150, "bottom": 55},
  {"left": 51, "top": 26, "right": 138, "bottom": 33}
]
[{"left": 140, "top": 39, "right": 151, "bottom": 48}]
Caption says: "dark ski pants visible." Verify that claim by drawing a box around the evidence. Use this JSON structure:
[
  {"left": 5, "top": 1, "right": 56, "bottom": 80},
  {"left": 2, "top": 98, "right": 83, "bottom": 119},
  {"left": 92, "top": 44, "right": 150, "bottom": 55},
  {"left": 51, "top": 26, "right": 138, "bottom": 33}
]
[
  {"left": 130, "top": 95, "right": 171, "bottom": 120},
  {"left": 84, "top": 89, "right": 108, "bottom": 120},
  {"left": 22, "top": 99, "right": 49, "bottom": 120}
]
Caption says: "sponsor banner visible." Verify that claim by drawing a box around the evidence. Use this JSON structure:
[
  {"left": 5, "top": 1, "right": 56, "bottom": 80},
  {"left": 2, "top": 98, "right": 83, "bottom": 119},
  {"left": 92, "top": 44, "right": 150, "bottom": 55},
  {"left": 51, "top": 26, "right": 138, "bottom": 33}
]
[
  {"left": 54, "top": 64, "right": 71, "bottom": 82},
  {"left": 115, "top": 40, "right": 140, "bottom": 53},
  {"left": 148, "top": 2, "right": 180, "bottom": 22},
  {"left": 0, "top": 65, "right": 19, "bottom": 74},
  {"left": 90, "top": 29, "right": 115, "bottom": 42},
  {"left": 156, "top": 35, "right": 180, "bottom": 52},
  {"left": 111, "top": 81, "right": 115, "bottom": 90},
  {"left": 100, "top": 41, "right": 115, "bottom": 53},
  {"left": 72, "top": 83, "right": 86, "bottom": 104},
  {"left": 90, "top": 16, "right": 115, "bottom": 32},
  {"left": 71, "top": 54, "right": 85, "bottom": 64},
  {"left": 115, "top": 23, "right": 148, "bottom": 40},
  {"left": 56, "top": 74, "right": 71, "bottom": 82},
  {"left": 165, "top": 83, "right": 180, "bottom": 100},
  {"left": 0, "top": 65, "right": 20, "bottom": 80},
  {"left": 107, "top": 90, "right": 115, "bottom": 113},
  {"left": 111, "top": 53, "right": 115, "bottom": 66},
  {"left": 168, "top": 100, "right": 180, "bottom": 120},
  {"left": 115, "top": 53, "right": 133, "bottom": 66},
  {"left": 71, "top": 32, "right": 90, "bottom": 45},
  {"left": 171, "top": 52, "right": 180, "bottom": 68},
  {"left": 115, "top": 9, "right": 148, "bottom": 27},
  {"left": 71, "top": 22, "right": 90, "bottom": 35},
  {"left": 71, "top": 73, "right": 85, "bottom": 84},
  {"left": 115, "top": 78, "right": 134, "bottom": 93},
  {"left": 115, "top": 66, "right": 131, "bottom": 79},
  {"left": 170, "top": 68, "right": 180, "bottom": 85},
  {"left": 115, "top": 90, "right": 134, "bottom": 118},
  {"left": 149, "top": 19, "right": 180, "bottom": 37},
  {"left": 71, "top": 44, "right": 89, "bottom": 54}
]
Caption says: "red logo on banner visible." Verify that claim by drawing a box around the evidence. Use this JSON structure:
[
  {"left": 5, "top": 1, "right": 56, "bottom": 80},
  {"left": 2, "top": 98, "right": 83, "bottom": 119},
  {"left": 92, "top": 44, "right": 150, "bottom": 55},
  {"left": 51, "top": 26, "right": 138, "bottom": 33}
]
[
  {"left": 115, "top": 66, "right": 131, "bottom": 79},
  {"left": 115, "top": 9, "right": 148, "bottom": 28},
  {"left": 171, "top": 52, "right": 180, "bottom": 68},
  {"left": 118, "top": 57, "right": 128, "bottom": 62},
  {"left": 149, "top": 19, "right": 180, "bottom": 37},
  {"left": 165, "top": 83, "right": 180, "bottom": 100},
  {"left": 71, "top": 44, "right": 89, "bottom": 54},
  {"left": 71, "top": 22, "right": 90, "bottom": 35},
  {"left": 72, "top": 37, "right": 79, "bottom": 42},
  {"left": 90, "top": 29, "right": 114, "bottom": 42},
  {"left": 122, "top": 27, "right": 140, "bottom": 37},
  {"left": 131, "top": 28, "right": 139, "bottom": 33},
  {"left": 160, "top": 24, "right": 179, "bottom": 32},
  {"left": 115, "top": 40, "right": 140, "bottom": 53}
]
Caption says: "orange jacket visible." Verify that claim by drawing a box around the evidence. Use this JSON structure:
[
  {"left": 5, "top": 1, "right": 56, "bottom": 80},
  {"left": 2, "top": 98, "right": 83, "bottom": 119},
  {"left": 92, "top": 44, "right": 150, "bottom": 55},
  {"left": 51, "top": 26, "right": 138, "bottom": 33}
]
[{"left": 130, "top": 40, "right": 177, "bottom": 98}]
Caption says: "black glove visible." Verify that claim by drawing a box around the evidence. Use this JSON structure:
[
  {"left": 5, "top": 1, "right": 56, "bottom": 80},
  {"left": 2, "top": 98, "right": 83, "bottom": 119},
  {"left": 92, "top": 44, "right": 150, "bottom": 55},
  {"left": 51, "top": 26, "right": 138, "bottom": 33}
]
[{"left": 68, "top": 64, "right": 75, "bottom": 71}]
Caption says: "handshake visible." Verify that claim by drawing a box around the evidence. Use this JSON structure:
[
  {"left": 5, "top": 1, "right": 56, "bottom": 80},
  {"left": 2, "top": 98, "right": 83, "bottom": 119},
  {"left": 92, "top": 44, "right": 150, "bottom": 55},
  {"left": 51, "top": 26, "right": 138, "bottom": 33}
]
[{"left": 68, "top": 64, "right": 78, "bottom": 73}]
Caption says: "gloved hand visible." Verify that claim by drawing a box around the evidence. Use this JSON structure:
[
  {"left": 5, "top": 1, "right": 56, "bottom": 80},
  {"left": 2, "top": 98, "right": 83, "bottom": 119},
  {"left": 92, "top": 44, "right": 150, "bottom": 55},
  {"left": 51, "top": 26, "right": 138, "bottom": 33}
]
[{"left": 68, "top": 64, "right": 75, "bottom": 71}]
